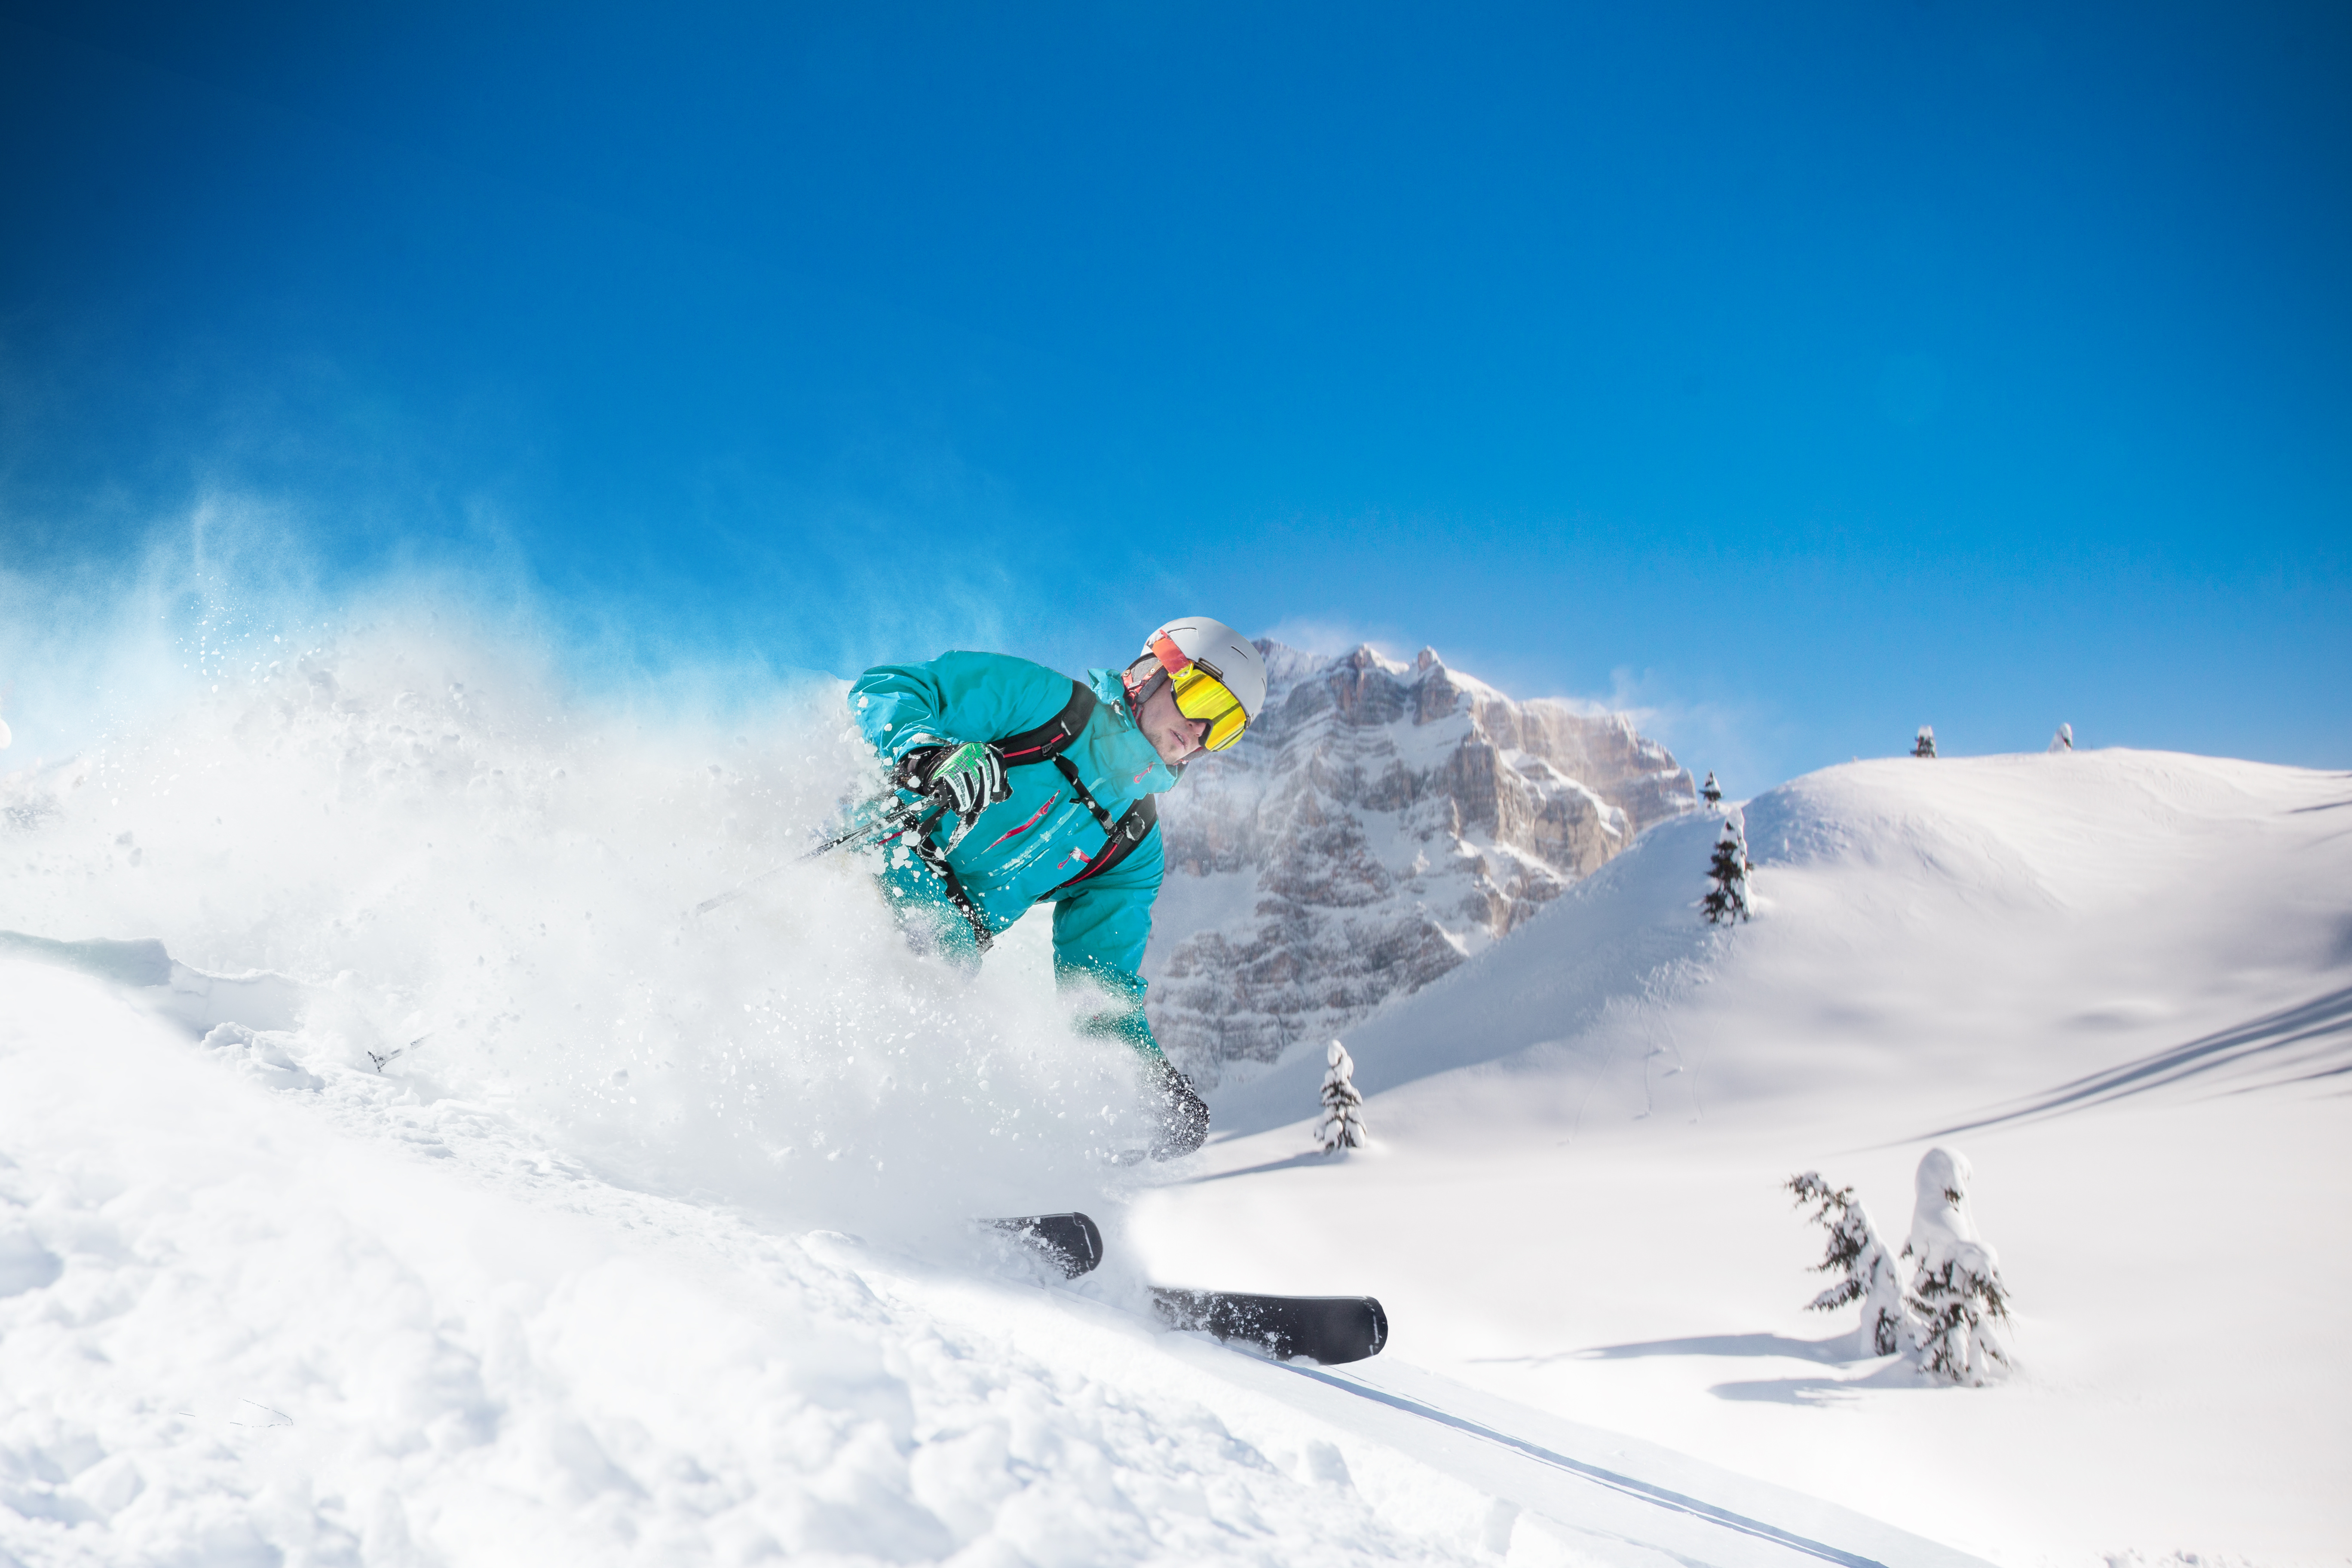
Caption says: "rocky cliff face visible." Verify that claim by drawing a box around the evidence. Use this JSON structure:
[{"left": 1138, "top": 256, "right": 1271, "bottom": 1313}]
[{"left": 1141, "top": 642, "right": 1694, "bottom": 1084}]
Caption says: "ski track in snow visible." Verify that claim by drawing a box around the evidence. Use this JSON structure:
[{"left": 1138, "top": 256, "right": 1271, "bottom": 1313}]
[{"left": 3, "top": 627, "right": 2345, "bottom": 1565}]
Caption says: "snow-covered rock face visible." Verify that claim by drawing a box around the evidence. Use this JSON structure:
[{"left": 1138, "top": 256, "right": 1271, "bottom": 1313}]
[{"left": 1144, "top": 641, "right": 1693, "bottom": 1083}]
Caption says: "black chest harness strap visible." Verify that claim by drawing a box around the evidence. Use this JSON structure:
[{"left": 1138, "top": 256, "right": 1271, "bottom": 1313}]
[{"left": 899, "top": 680, "right": 1160, "bottom": 952}]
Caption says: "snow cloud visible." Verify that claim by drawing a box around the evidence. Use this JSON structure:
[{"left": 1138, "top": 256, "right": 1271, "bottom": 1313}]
[{"left": 1, "top": 526, "right": 1148, "bottom": 1241}]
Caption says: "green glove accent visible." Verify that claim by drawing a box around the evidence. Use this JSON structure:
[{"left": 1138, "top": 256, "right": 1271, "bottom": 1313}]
[{"left": 903, "top": 741, "right": 1011, "bottom": 824}]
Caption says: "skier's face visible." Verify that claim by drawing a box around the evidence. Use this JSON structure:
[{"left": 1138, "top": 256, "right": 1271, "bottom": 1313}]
[{"left": 1137, "top": 683, "right": 1211, "bottom": 764}]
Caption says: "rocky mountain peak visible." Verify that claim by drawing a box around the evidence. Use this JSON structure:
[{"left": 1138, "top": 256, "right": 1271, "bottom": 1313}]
[
  {"left": 1289, "top": 640, "right": 1491, "bottom": 732},
  {"left": 1144, "top": 640, "right": 1695, "bottom": 1084}
]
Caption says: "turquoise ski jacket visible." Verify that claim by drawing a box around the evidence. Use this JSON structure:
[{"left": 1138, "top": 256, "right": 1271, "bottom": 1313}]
[{"left": 849, "top": 650, "right": 1179, "bottom": 1060}]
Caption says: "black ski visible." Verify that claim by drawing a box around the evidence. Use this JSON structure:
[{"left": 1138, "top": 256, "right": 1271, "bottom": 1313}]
[
  {"left": 978, "top": 1215, "right": 1390, "bottom": 1364},
  {"left": 1151, "top": 1288, "right": 1389, "bottom": 1366},
  {"left": 983, "top": 1212, "right": 1104, "bottom": 1278}
]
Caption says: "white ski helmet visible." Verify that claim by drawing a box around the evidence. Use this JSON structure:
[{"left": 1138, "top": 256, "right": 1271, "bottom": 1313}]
[{"left": 1132, "top": 615, "right": 1268, "bottom": 753}]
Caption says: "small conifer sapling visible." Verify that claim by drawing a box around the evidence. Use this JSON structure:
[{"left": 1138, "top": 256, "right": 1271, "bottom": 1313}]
[
  {"left": 2048, "top": 723, "right": 2073, "bottom": 753},
  {"left": 1315, "top": 1039, "right": 1368, "bottom": 1153},
  {"left": 1700, "top": 818, "right": 1752, "bottom": 925},
  {"left": 1788, "top": 1173, "right": 1911, "bottom": 1356},
  {"left": 1904, "top": 1147, "right": 2013, "bottom": 1385},
  {"left": 1700, "top": 770, "right": 1723, "bottom": 808},
  {"left": 1914, "top": 726, "right": 1937, "bottom": 758}
]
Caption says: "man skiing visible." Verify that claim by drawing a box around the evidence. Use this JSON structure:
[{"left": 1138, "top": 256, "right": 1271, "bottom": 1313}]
[{"left": 848, "top": 616, "right": 1268, "bottom": 1158}]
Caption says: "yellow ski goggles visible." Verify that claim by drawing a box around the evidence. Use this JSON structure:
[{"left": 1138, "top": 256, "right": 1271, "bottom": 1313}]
[{"left": 1149, "top": 632, "right": 1251, "bottom": 752}]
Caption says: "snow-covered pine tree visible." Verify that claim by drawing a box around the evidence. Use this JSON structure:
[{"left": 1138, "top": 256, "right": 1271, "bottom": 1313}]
[
  {"left": 1913, "top": 725, "right": 1937, "bottom": 758},
  {"left": 1903, "top": 1146, "right": 2013, "bottom": 1384},
  {"left": 1787, "top": 1173, "right": 1911, "bottom": 1356},
  {"left": 1700, "top": 770, "right": 1722, "bottom": 808},
  {"left": 1700, "top": 818, "right": 1752, "bottom": 925},
  {"left": 1315, "top": 1039, "right": 1368, "bottom": 1153},
  {"left": 2048, "top": 723, "right": 2073, "bottom": 753}
]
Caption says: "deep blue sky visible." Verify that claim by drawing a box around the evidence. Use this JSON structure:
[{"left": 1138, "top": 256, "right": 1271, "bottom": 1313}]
[{"left": 2, "top": 1, "right": 2346, "bottom": 787}]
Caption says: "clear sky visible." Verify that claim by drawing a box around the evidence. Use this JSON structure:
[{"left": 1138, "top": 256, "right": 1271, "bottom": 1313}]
[{"left": 2, "top": 1, "right": 2346, "bottom": 790}]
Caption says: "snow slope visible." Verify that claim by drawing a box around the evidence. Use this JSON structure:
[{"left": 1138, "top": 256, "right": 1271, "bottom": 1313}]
[
  {"left": 1143, "top": 750, "right": 2352, "bottom": 1563},
  {"left": 0, "top": 625, "right": 1985, "bottom": 1567}
]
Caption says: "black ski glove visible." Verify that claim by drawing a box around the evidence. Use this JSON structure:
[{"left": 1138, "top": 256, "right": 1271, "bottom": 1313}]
[
  {"left": 1147, "top": 1060, "right": 1210, "bottom": 1159},
  {"left": 896, "top": 741, "right": 1011, "bottom": 821}
]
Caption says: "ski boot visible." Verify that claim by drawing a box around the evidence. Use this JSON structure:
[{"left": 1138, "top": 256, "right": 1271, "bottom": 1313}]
[{"left": 1147, "top": 1059, "right": 1210, "bottom": 1158}]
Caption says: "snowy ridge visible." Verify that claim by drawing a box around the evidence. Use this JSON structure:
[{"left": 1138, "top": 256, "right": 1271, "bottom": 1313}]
[{"left": 1210, "top": 748, "right": 2352, "bottom": 1130}]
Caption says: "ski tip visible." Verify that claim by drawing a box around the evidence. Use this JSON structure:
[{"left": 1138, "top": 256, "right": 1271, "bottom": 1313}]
[
  {"left": 1148, "top": 1289, "right": 1389, "bottom": 1366},
  {"left": 1069, "top": 1211, "right": 1104, "bottom": 1271},
  {"left": 980, "top": 1212, "right": 1104, "bottom": 1279}
]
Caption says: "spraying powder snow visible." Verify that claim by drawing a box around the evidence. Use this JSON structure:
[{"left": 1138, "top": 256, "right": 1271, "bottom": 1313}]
[{"left": 0, "top": 612, "right": 1156, "bottom": 1238}]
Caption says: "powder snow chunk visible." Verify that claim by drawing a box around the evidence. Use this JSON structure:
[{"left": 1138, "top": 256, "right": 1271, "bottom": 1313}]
[{"left": 200, "top": 1021, "right": 326, "bottom": 1092}]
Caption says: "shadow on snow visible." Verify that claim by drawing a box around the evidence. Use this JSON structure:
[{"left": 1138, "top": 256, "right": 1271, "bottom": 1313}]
[
  {"left": 1470, "top": 1329, "right": 1930, "bottom": 1406},
  {"left": 1919, "top": 981, "right": 2352, "bottom": 1140}
]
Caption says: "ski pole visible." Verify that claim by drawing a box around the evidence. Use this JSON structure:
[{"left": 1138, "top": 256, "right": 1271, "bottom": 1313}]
[
  {"left": 800, "top": 796, "right": 921, "bottom": 861},
  {"left": 692, "top": 792, "right": 941, "bottom": 916}
]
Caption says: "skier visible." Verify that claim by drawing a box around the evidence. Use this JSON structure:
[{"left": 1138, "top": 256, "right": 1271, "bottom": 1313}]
[{"left": 849, "top": 616, "right": 1268, "bottom": 1158}]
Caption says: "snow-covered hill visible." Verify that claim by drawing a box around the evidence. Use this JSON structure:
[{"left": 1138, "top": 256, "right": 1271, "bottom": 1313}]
[
  {"left": 4, "top": 624, "right": 2343, "bottom": 1565},
  {"left": 1207, "top": 747, "right": 2352, "bottom": 1132},
  {"left": 1145, "top": 748, "right": 2352, "bottom": 1563},
  {"left": 0, "top": 626, "right": 1966, "bottom": 1568},
  {"left": 1145, "top": 642, "right": 1693, "bottom": 1084}
]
